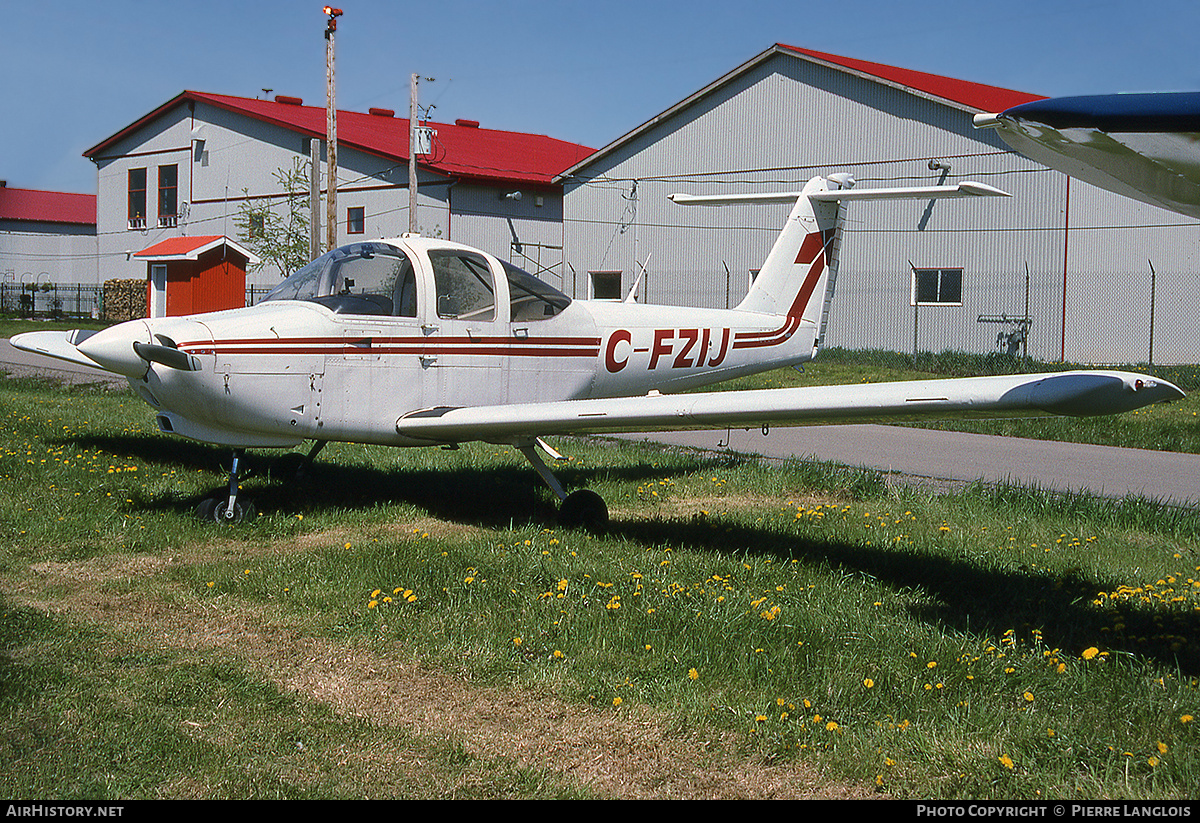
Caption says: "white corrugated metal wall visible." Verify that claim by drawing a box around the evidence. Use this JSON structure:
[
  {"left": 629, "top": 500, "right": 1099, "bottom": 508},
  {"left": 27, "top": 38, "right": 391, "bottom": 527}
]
[{"left": 562, "top": 50, "right": 1200, "bottom": 364}]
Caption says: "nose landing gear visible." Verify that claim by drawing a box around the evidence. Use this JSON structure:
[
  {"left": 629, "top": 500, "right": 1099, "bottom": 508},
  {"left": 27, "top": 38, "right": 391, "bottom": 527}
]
[{"left": 195, "top": 449, "right": 256, "bottom": 523}]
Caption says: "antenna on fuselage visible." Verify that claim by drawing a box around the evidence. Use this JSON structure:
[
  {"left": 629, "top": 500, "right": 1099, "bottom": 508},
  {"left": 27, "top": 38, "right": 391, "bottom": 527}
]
[{"left": 625, "top": 253, "right": 652, "bottom": 303}]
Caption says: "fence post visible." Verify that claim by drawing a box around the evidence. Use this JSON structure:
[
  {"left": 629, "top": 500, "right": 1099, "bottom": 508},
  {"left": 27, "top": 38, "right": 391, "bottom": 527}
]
[{"left": 1148, "top": 260, "right": 1156, "bottom": 368}]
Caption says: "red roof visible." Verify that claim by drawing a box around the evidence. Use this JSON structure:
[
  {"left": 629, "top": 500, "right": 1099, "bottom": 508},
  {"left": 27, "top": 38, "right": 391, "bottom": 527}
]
[
  {"left": 133, "top": 235, "right": 259, "bottom": 263},
  {"left": 86, "top": 91, "right": 595, "bottom": 188},
  {"left": 777, "top": 44, "right": 1045, "bottom": 113},
  {"left": 0, "top": 186, "right": 96, "bottom": 225}
]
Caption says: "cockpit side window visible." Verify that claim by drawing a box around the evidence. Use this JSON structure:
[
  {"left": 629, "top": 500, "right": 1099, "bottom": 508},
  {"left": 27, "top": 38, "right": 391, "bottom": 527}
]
[
  {"left": 430, "top": 251, "right": 495, "bottom": 321},
  {"left": 502, "top": 260, "right": 571, "bottom": 321}
]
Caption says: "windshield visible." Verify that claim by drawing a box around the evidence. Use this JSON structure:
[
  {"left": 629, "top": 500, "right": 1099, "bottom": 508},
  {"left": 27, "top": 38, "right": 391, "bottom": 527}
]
[{"left": 260, "top": 242, "right": 415, "bottom": 317}]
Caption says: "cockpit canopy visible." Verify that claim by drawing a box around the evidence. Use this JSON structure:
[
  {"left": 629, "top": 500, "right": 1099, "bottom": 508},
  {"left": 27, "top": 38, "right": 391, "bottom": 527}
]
[{"left": 259, "top": 241, "right": 571, "bottom": 322}]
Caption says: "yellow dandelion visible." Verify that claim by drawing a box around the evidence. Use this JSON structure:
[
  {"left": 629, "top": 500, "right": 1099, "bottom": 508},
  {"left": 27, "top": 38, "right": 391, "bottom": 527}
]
[
  {"left": 613, "top": 696, "right": 622, "bottom": 707},
  {"left": 1081, "top": 647, "right": 1099, "bottom": 660},
  {"left": 864, "top": 678, "right": 875, "bottom": 688},
  {"left": 1024, "top": 691, "right": 1034, "bottom": 702},
  {"left": 688, "top": 667, "right": 699, "bottom": 681},
  {"left": 999, "top": 754, "right": 1014, "bottom": 770},
  {"left": 1157, "top": 741, "right": 1168, "bottom": 754},
  {"left": 1181, "top": 715, "right": 1194, "bottom": 724},
  {"left": 513, "top": 636, "right": 522, "bottom": 646}
]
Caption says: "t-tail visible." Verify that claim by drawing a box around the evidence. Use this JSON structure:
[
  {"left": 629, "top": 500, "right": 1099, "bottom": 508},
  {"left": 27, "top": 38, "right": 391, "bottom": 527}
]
[{"left": 670, "top": 174, "right": 1010, "bottom": 358}]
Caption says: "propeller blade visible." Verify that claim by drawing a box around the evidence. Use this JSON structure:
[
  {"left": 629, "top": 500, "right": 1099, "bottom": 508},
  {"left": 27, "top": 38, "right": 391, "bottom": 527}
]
[{"left": 132, "top": 341, "right": 201, "bottom": 372}]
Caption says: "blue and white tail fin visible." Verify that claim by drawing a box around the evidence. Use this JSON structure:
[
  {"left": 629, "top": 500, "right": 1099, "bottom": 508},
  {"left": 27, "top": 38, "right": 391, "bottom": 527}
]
[{"left": 670, "top": 175, "right": 1009, "bottom": 353}]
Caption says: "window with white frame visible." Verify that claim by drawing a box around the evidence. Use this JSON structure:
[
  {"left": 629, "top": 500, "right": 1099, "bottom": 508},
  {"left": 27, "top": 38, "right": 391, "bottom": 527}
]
[
  {"left": 128, "top": 168, "right": 147, "bottom": 229},
  {"left": 157, "top": 165, "right": 178, "bottom": 228}
]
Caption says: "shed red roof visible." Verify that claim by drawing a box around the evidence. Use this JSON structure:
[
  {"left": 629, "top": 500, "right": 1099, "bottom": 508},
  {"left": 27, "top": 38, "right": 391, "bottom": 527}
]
[
  {"left": 85, "top": 91, "right": 595, "bottom": 188},
  {"left": 133, "top": 235, "right": 258, "bottom": 263},
  {"left": 0, "top": 187, "right": 96, "bottom": 225},
  {"left": 777, "top": 44, "right": 1045, "bottom": 113}
]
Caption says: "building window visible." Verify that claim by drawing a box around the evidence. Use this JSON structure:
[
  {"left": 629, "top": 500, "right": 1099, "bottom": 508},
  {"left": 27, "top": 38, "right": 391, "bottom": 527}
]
[
  {"left": 346, "top": 206, "right": 365, "bottom": 234},
  {"left": 590, "top": 271, "right": 622, "bottom": 300},
  {"left": 128, "top": 168, "right": 147, "bottom": 229},
  {"left": 912, "top": 267, "right": 963, "bottom": 306},
  {"left": 157, "top": 165, "right": 178, "bottom": 228},
  {"left": 247, "top": 213, "right": 265, "bottom": 239}
]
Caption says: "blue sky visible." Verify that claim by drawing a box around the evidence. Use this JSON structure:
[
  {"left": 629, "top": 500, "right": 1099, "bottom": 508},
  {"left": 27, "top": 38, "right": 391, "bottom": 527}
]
[{"left": 6, "top": 0, "right": 1199, "bottom": 194}]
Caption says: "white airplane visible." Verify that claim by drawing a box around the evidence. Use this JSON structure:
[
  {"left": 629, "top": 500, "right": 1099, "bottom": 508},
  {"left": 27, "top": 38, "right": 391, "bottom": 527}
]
[
  {"left": 975, "top": 92, "right": 1200, "bottom": 219},
  {"left": 11, "top": 174, "right": 1184, "bottom": 527}
]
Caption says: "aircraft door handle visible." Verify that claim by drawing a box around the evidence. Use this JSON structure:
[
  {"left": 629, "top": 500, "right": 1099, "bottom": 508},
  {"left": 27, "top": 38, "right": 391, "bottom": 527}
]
[{"left": 420, "top": 355, "right": 438, "bottom": 367}]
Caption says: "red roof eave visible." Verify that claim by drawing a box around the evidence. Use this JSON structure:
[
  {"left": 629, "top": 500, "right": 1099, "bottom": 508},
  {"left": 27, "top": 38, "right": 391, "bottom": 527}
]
[
  {"left": 0, "top": 187, "right": 96, "bottom": 225},
  {"left": 776, "top": 44, "right": 1045, "bottom": 113}
]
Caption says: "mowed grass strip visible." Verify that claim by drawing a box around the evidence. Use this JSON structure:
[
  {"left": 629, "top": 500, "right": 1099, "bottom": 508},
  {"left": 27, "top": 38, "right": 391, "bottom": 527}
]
[{"left": 0, "top": 367, "right": 1197, "bottom": 799}]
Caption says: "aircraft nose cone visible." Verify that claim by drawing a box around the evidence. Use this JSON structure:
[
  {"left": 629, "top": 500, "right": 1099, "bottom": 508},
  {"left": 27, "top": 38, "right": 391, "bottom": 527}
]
[{"left": 76, "top": 320, "right": 153, "bottom": 378}]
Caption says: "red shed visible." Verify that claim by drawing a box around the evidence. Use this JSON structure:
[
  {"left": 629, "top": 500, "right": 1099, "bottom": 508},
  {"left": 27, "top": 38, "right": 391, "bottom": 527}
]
[{"left": 134, "top": 236, "right": 259, "bottom": 317}]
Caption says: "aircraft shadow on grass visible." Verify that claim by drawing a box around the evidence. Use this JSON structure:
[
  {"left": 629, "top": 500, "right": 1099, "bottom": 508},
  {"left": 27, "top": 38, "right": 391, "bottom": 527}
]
[{"left": 56, "top": 431, "right": 1200, "bottom": 678}]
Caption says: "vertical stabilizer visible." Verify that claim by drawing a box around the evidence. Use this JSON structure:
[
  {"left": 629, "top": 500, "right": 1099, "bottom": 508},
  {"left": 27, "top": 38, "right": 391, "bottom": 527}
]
[{"left": 738, "top": 176, "right": 845, "bottom": 332}]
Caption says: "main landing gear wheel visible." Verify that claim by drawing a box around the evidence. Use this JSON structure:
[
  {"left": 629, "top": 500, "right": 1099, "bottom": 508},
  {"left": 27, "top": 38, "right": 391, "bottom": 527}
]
[
  {"left": 558, "top": 489, "right": 608, "bottom": 531},
  {"left": 515, "top": 440, "right": 609, "bottom": 531}
]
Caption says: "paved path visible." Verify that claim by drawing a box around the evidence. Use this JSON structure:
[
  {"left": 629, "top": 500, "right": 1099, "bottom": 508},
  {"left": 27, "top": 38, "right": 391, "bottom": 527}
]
[
  {"left": 616, "top": 424, "right": 1200, "bottom": 506},
  {"left": 3, "top": 338, "right": 1196, "bottom": 506}
]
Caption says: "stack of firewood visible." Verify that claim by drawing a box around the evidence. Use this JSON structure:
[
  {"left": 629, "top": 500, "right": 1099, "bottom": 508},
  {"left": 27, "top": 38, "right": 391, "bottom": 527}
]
[{"left": 102, "top": 279, "right": 147, "bottom": 323}]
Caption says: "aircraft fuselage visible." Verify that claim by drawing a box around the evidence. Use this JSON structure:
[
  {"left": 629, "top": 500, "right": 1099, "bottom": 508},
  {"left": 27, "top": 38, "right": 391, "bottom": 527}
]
[{"left": 78, "top": 236, "right": 817, "bottom": 449}]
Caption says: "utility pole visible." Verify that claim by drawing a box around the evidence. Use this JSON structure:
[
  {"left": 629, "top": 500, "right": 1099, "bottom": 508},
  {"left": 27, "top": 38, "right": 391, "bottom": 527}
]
[
  {"left": 409, "top": 74, "right": 419, "bottom": 235},
  {"left": 309, "top": 136, "right": 320, "bottom": 261},
  {"left": 324, "top": 7, "right": 342, "bottom": 253}
]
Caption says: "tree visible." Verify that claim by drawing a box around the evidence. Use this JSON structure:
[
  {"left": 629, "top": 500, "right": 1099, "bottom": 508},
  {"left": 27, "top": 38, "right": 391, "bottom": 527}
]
[{"left": 235, "top": 158, "right": 312, "bottom": 277}]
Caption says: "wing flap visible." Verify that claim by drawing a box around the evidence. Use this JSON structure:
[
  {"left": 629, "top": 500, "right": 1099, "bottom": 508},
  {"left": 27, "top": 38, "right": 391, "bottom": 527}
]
[{"left": 397, "top": 371, "right": 1182, "bottom": 444}]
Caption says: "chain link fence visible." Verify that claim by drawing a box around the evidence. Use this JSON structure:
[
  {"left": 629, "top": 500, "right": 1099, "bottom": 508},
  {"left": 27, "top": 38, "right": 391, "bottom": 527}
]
[{"left": 2, "top": 282, "right": 278, "bottom": 320}]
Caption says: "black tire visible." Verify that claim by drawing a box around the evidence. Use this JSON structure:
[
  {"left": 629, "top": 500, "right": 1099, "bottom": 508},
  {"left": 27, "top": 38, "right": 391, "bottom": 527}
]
[
  {"left": 195, "top": 496, "right": 218, "bottom": 521},
  {"left": 558, "top": 489, "right": 608, "bottom": 532}
]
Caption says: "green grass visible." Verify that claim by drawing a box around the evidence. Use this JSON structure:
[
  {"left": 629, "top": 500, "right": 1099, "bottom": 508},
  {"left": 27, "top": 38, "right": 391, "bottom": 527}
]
[{"left": 1, "top": 375, "right": 1198, "bottom": 799}]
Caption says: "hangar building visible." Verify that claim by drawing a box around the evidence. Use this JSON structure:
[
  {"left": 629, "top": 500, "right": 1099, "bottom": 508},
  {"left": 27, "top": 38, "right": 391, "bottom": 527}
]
[{"left": 558, "top": 44, "right": 1200, "bottom": 365}]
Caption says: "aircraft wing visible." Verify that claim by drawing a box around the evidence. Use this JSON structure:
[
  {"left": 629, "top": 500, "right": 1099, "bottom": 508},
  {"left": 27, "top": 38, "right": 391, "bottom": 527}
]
[
  {"left": 975, "top": 92, "right": 1200, "bottom": 218},
  {"left": 396, "top": 371, "right": 1182, "bottom": 445},
  {"left": 7, "top": 329, "right": 105, "bottom": 370}
]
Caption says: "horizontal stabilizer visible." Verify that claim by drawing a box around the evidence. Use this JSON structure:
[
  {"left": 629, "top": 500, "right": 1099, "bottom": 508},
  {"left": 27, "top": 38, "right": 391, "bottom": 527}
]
[
  {"left": 396, "top": 371, "right": 1182, "bottom": 445},
  {"left": 668, "top": 181, "right": 1009, "bottom": 206}
]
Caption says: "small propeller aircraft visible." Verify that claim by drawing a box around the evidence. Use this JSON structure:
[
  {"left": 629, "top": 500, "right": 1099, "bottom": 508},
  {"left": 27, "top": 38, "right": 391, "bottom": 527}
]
[
  {"left": 11, "top": 173, "right": 1184, "bottom": 527},
  {"left": 975, "top": 92, "right": 1200, "bottom": 219}
]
